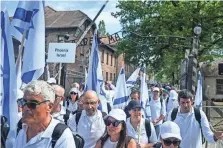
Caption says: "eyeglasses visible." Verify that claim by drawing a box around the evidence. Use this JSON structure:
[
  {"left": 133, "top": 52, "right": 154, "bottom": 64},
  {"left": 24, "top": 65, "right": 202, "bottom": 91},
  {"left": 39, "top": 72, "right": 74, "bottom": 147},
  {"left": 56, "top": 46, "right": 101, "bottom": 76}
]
[
  {"left": 70, "top": 92, "right": 77, "bottom": 95},
  {"left": 163, "top": 139, "right": 181, "bottom": 146},
  {"left": 83, "top": 101, "right": 98, "bottom": 105},
  {"left": 106, "top": 119, "right": 122, "bottom": 127},
  {"left": 17, "top": 98, "right": 49, "bottom": 109},
  {"left": 55, "top": 94, "right": 64, "bottom": 100}
]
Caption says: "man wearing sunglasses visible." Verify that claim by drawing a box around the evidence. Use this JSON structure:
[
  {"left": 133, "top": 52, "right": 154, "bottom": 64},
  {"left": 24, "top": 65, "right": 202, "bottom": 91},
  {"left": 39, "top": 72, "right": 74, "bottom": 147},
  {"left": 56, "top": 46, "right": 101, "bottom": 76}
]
[
  {"left": 68, "top": 90, "right": 106, "bottom": 148},
  {"left": 167, "top": 89, "right": 223, "bottom": 148},
  {"left": 14, "top": 80, "right": 75, "bottom": 148},
  {"left": 157, "top": 121, "right": 182, "bottom": 148}
]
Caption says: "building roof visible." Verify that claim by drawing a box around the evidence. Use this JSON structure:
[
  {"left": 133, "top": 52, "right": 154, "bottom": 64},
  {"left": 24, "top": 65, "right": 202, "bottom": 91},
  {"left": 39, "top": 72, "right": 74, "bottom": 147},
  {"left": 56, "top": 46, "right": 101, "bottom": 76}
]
[{"left": 45, "top": 6, "right": 92, "bottom": 29}]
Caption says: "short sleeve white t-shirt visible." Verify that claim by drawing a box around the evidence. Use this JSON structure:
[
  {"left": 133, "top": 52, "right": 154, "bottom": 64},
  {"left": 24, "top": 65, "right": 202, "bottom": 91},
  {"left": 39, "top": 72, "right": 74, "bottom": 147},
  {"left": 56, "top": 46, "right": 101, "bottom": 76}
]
[{"left": 103, "top": 137, "right": 118, "bottom": 148}]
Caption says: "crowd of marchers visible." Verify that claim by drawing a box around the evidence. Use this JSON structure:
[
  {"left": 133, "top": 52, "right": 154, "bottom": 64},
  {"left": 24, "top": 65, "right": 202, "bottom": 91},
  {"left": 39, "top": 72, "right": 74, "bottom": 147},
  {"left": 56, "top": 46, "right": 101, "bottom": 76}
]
[{"left": 1, "top": 79, "right": 223, "bottom": 148}]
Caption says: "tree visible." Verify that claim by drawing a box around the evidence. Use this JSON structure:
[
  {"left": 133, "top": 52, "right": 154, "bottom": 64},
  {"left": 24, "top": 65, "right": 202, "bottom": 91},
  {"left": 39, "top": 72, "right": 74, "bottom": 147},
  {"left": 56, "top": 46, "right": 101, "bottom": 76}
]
[
  {"left": 98, "top": 20, "right": 107, "bottom": 36},
  {"left": 112, "top": 1, "right": 223, "bottom": 83}
]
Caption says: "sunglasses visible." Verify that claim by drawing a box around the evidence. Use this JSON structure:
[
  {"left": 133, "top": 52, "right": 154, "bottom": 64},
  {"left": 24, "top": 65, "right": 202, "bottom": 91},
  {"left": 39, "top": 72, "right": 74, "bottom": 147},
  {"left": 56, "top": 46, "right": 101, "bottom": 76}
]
[
  {"left": 70, "top": 92, "right": 77, "bottom": 95},
  {"left": 17, "top": 98, "right": 49, "bottom": 109},
  {"left": 163, "top": 139, "right": 181, "bottom": 146},
  {"left": 106, "top": 119, "right": 122, "bottom": 127}
]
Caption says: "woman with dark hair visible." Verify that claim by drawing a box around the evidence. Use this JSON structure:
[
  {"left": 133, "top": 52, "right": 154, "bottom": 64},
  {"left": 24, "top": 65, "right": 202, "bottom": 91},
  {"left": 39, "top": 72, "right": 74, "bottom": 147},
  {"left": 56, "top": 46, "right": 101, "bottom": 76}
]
[
  {"left": 95, "top": 109, "right": 136, "bottom": 148},
  {"left": 65, "top": 87, "right": 79, "bottom": 113}
]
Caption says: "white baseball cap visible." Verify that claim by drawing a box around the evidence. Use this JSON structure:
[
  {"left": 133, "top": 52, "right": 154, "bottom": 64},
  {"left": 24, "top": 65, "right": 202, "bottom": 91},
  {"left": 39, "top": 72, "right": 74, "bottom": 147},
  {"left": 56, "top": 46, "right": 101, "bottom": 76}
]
[
  {"left": 160, "top": 121, "right": 182, "bottom": 140},
  {"left": 47, "top": 78, "right": 56, "bottom": 84},
  {"left": 69, "top": 87, "right": 79, "bottom": 93},
  {"left": 153, "top": 87, "right": 160, "bottom": 92},
  {"left": 104, "top": 109, "right": 126, "bottom": 122}
]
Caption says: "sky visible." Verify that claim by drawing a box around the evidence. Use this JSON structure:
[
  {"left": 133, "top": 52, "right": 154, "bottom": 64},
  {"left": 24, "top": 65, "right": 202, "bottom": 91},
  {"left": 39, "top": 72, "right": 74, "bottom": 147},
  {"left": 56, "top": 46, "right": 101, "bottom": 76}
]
[{"left": 1, "top": 0, "right": 122, "bottom": 34}]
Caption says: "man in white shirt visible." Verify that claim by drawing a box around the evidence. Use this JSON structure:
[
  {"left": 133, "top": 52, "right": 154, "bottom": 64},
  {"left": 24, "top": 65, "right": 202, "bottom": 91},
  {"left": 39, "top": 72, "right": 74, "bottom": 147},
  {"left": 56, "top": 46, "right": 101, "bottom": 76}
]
[
  {"left": 14, "top": 80, "right": 75, "bottom": 148},
  {"left": 146, "top": 87, "right": 166, "bottom": 138},
  {"left": 68, "top": 90, "right": 106, "bottom": 148},
  {"left": 126, "top": 100, "right": 157, "bottom": 148},
  {"left": 167, "top": 89, "right": 223, "bottom": 148},
  {"left": 50, "top": 84, "right": 68, "bottom": 124}
]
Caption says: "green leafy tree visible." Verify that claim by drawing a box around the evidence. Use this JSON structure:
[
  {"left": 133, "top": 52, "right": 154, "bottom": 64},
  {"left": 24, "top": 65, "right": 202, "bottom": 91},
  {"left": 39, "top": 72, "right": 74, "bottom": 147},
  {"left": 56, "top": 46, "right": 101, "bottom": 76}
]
[
  {"left": 112, "top": 1, "right": 223, "bottom": 83},
  {"left": 98, "top": 20, "right": 107, "bottom": 36}
]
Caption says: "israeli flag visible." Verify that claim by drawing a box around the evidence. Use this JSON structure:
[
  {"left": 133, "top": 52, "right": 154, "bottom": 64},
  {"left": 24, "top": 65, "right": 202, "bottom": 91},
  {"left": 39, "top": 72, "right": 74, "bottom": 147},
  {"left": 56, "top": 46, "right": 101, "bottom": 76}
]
[
  {"left": 85, "top": 30, "right": 108, "bottom": 112},
  {"left": 140, "top": 65, "right": 151, "bottom": 119},
  {"left": 140, "top": 65, "right": 149, "bottom": 108},
  {"left": 195, "top": 71, "right": 202, "bottom": 110},
  {"left": 126, "top": 67, "right": 140, "bottom": 95},
  {"left": 11, "top": 1, "right": 45, "bottom": 83},
  {"left": 1, "top": 8, "right": 19, "bottom": 132},
  {"left": 113, "top": 65, "right": 129, "bottom": 109}
]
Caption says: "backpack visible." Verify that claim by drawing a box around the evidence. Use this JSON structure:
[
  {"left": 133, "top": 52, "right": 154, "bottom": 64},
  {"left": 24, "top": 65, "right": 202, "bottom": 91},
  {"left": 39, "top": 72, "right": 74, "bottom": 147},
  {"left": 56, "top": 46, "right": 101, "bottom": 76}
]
[
  {"left": 75, "top": 110, "right": 107, "bottom": 125},
  {"left": 63, "top": 109, "right": 77, "bottom": 125},
  {"left": 52, "top": 123, "right": 84, "bottom": 148},
  {"left": 171, "top": 107, "right": 205, "bottom": 144},
  {"left": 145, "top": 119, "right": 151, "bottom": 142}
]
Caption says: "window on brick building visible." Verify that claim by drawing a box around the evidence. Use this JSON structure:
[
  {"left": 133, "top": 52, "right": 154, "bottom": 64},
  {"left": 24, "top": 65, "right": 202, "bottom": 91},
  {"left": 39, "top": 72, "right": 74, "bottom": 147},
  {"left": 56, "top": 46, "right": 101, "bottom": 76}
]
[
  {"left": 216, "top": 79, "right": 223, "bottom": 94},
  {"left": 114, "top": 56, "right": 116, "bottom": 67},
  {"left": 114, "top": 73, "right": 116, "bottom": 81},
  {"left": 80, "top": 66, "right": 84, "bottom": 72},
  {"left": 106, "top": 72, "right": 108, "bottom": 81},
  {"left": 110, "top": 73, "right": 112, "bottom": 81},
  {"left": 101, "top": 50, "right": 104, "bottom": 63},
  {"left": 106, "top": 53, "right": 109, "bottom": 65},
  {"left": 111, "top": 55, "right": 113, "bottom": 66}
]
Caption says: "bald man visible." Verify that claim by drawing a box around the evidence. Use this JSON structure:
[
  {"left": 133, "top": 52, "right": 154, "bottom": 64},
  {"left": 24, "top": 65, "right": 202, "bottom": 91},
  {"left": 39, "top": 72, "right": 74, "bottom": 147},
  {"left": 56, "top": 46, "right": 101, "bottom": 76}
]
[{"left": 68, "top": 90, "right": 106, "bottom": 148}]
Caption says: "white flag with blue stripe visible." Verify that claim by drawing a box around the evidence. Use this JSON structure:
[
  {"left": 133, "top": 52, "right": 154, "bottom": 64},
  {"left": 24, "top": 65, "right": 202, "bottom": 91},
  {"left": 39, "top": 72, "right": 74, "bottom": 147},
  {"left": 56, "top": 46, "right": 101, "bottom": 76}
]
[
  {"left": 11, "top": 1, "right": 45, "bottom": 83},
  {"left": 140, "top": 65, "right": 149, "bottom": 108},
  {"left": 126, "top": 67, "right": 140, "bottom": 95},
  {"left": 113, "top": 65, "right": 128, "bottom": 109},
  {"left": 195, "top": 71, "right": 202, "bottom": 110},
  {"left": 1, "top": 8, "right": 19, "bottom": 132},
  {"left": 85, "top": 30, "right": 107, "bottom": 112}
]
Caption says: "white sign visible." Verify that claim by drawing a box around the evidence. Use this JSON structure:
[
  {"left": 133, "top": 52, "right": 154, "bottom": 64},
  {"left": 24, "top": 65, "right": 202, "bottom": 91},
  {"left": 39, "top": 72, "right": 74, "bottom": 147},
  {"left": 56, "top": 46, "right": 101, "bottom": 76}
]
[{"left": 47, "top": 43, "right": 76, "bottom": 63}]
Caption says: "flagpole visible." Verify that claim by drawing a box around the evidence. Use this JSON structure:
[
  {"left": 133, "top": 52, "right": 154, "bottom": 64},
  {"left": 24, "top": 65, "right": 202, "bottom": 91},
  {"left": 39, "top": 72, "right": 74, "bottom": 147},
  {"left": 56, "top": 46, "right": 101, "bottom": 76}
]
[
  {"left": 15, "top": 30, "right": 27, "bottom": 66},
  {"left": 58, "top": 63, "right": 62, "bottom": 85},
  {"left": 76, "top": 0, "right": 109, "bottom": 46}
]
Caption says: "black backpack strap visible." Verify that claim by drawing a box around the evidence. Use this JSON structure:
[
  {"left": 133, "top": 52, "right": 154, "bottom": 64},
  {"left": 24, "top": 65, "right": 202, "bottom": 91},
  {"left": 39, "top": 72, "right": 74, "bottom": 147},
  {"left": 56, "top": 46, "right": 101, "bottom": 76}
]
[
  {"left": 75, "top": 111, "right": 82, "bottom": 125},
  {"left": 145, "top": 119, "right": 151, "bottom": 142},
  {"left": 101, "top": 111, "right": 107, "bottom": 117},
  {"left": 51, "top": 123, "right": 68, "bottom": 148},
  {"left": 194, "top": 108, "right": 205, "bottom": 143},
  {"left": 17, "top": 119, "right": 23, "bottom": 136},
  {"left": 107, "top": 103, "right": 111, "bottom": 113},
  {"left": 171, "top": 108, "right": 178, "bottom": 121},
  {"left": 166, "top": 97, "right": 169, "bottom": 104},
  {"left": 66, "top": 100, "right": 69, "bottom": 107},
  {"left": 63, "top": 109, "right": 71, "bottom": 125}
]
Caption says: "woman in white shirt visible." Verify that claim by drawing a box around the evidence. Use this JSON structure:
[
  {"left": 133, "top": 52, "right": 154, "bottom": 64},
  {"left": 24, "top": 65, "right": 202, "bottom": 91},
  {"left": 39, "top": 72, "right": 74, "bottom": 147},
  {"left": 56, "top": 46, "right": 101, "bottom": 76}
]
[
  {"left": 65, "top": 88, "right": 79, "bottom": 113},
  {"left": 95, "top": 109, "right": 136, "bottom": 148}
]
